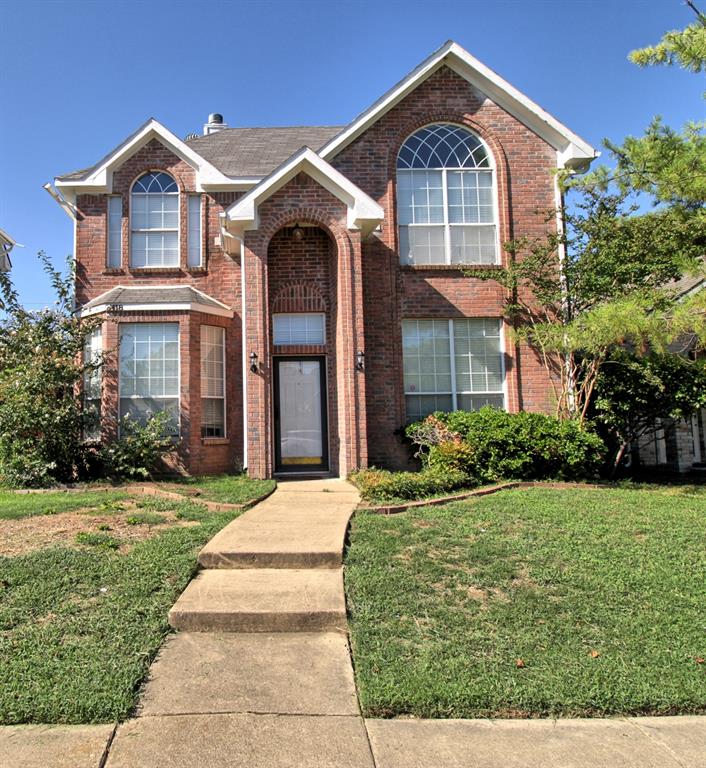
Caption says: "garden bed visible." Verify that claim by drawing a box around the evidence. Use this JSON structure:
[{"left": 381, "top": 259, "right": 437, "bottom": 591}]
[{"left": 345, "top": 485, "right": 706, "bottom": 719}]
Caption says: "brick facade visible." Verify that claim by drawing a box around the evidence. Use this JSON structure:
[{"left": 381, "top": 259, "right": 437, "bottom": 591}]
[{"left": 68, "top": 62, "right": 567, "bottom": 479}]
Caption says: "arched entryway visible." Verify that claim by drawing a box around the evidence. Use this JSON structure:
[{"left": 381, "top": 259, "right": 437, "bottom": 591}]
[{"left": 267, "top": 224, "right": 339, "bottom": 474}]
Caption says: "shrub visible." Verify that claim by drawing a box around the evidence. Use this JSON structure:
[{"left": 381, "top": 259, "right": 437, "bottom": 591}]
[
  {"left": 75, "top": 531, "right": 120, "bottom": 550},
  {"left": 100, "top": 414, "right": 175, "bottom": 481},
  {"left": 350, "top": 466, "right": 471, "bottom": 503},
  {"left": 0, "top": 253, "right": 105, "bottom": 488},
  {"left": 409, "top": 408, "right": 606, "bottom": 482}
]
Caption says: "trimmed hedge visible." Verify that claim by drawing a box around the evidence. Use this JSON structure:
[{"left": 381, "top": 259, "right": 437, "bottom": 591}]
[
  {"left": 414, "top": 408, "right": 606, "bottom": 483},
  {"left": 350, "top": 466, "right": 470, "bottom": 503}
]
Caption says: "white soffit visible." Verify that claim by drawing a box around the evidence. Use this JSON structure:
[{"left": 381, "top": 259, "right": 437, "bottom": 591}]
[
  {"left": 224, "top": 147, "right": 384, "bottom": 237},
  {"left": 54, "top": 119, "right": 240, "bottom": 197},
  {"left": 319, "top": 40, "right": 597, "bottom": 170}
]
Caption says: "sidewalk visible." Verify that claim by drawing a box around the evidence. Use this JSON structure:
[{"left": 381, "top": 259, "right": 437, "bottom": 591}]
[{"left": 2, "top": 479, "right": 704, "bottom": 767}]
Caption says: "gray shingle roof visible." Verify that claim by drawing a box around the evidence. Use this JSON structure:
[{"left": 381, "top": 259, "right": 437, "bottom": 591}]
[
  {"left": 185, "top": 126, "right": 344, "bottom": 177},
  {"left": 82, "top": 286, "right": 229, "bottom": 312}
]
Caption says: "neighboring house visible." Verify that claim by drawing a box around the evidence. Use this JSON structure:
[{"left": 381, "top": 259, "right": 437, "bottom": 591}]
[
  {"left": 634, "top": 271, "right": 706, "bottom": 473},
  {"left": 47, "top": 41, "right": 597, "bottom": 479},
  {"left": 0, "top": 229, "right": 20, "bottom": 272}
]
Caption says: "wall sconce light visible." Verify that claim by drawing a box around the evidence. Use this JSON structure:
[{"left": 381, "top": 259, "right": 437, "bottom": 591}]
[
  {"left": 292, "top": 223, "right": 304, "bottom": 241},
  {"left": 249, "top": 351, "right": 259, "bottom": 373},
  {"left": 356, "top": 351, "right": 365, "bottom": 371}
]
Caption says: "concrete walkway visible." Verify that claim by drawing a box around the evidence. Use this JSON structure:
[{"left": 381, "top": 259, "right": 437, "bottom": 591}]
[{"left": 4, "top": 478, "right": 705, "bottom": 766}]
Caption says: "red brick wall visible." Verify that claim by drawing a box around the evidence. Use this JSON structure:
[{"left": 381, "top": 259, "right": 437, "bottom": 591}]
[
  {"left": 73, "top": 63, "right": 562, "bottom": 476},
  {"left": 332, "top": 65, "right": 558, "bottom": 467}
]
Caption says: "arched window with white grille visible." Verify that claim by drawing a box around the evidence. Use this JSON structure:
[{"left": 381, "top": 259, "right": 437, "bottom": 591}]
[
  {"left": 396, "top": 124, "right": 498, "bottom": 266},
  {"left": 130, "top": 171, "right": 179, "bottom": 267}
]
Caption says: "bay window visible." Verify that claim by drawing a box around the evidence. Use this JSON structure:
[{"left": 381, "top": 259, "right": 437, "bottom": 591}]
[
  {"left": 119, "top": 323, "right": 180, "bottom": 434},
  {"left": 402, "top": 318, "right": 504, "bottom": 421},
  {"left": 83, "top": 327, "right": 102, "bottom": 440},
  {"left": 201, "top": 325, "right": 225, "bottom": 438}
]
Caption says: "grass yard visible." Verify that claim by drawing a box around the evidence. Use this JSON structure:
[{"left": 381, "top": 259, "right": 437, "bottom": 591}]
[
  {"left": 164, "top": 473, "right": 276, "bottom": 504},
  {"left": 345, "top": 485, "right": 706, "bottom": 719},
  {"left": 0, "top": 489, "right": 130, "bottom": 520},
  {"left": 0, "top": 485, "right": 252, "bottom": 724}
]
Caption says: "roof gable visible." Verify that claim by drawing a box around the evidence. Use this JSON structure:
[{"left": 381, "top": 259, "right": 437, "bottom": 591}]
[
  {"left": 54, "top": 119, "right": 235, "bottom": 196},
  {"left": 320, "top": 41, "right": 597, "bottom": 170},
  {"left": 223, "top": 147, "right": 384, "bottom": 238}
]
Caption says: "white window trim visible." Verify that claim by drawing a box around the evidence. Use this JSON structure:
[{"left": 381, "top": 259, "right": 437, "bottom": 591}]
[
  {"left": 402, "top": 318, "right": 506, "bottom": 418},
  {"left": 201, "top": 325, "right": 227, "bottom": 439},
  {"left": 129, "top": 172, "right": 181, "bottom": 268},
  {"left": 117, "top": 322, "right": 181, "bottom": 436}
]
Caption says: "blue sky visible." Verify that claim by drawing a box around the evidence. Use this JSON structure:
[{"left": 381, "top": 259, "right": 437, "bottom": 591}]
[{"left": 1, "top": 0, "right": 703, "bottom": 308}]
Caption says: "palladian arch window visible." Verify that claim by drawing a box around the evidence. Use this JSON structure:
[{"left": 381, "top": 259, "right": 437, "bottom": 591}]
[
  {"left": 397, "top": 124, "right": 497, "bottom": 266},
  {"left": 130, "top": 171, "right": 179, "bottom": 267}
]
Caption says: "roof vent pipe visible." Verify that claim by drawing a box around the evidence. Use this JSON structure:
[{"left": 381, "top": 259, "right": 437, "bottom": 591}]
[{"left": 203, "top": 113, "right": 228, "bottom": 135}]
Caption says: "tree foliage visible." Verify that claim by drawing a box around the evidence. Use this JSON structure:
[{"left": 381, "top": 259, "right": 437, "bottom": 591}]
[
  {"left": 629, "top": 8, "right": 706, "bottom": 74},
  {"left": 0, "top": 253, "right": 101, "bottom": 486},
  {"left": 473, "top": 14, "right": 706, "bottom": 427},
  {"left": 593, "top": 352, "right": 706, "bottom": 472}
]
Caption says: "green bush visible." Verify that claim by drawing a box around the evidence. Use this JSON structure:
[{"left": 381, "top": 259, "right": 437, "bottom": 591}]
[
  {"left": 75, "top": 531, "right": 121, "bottom": 550},
  {"left": 409, "top": 408, "right": 606, "bottom": 482},
  {"left": 100, "top": 414, "right": 175, "bottom": 481},
  {"left": 351, "top": 466, "right": 471, "bottom": 503}
]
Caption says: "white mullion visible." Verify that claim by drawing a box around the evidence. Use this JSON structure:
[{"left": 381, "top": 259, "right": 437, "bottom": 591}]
[
  {"left": 448, "top": 319, "right": 458, "bottom": 411},
  {"left": 442, "top": 168, "right": 450, "bottom": 264}
]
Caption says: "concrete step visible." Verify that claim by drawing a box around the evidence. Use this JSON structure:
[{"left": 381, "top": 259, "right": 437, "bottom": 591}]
[
  {"left": 168, "top": 568, "right": 347, "bottom": 633},
  {"left": 197, "top": 493, "right": 355, "bottom": 570},
  {"left": 138, "top": 632, "right": 359, "bottom": 716}
]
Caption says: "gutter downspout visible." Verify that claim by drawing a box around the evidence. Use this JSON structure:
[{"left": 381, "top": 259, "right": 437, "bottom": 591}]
[{"left": 220, "top": 218, "right": 248, "bottom": 472}]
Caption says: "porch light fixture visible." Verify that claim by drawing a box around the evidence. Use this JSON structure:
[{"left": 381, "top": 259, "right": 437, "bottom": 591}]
[
  {"left": 249, "top": 351, "right": 259, "bottom": 373},
  {"left": 292, "top": 223, "right": 304, "bottom": 242},
  {"left": 356, "top": 351, "right": 365, "bottom": 371}
]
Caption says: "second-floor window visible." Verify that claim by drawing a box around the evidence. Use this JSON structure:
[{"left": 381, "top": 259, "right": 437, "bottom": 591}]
[
  {"left": 130, "top": 171, "right": 179, "bottom": 267},
  {"left": 397, "top": 123, "right": 498, "bottom": 266}
]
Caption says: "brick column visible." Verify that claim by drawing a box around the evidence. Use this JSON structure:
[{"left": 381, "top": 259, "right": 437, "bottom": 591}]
[
  {"left": 335, "top": 229, "right": 368, "bottom": 475},
  {"left": 243, "top": 237, "right": 271, "bottom": 479}
]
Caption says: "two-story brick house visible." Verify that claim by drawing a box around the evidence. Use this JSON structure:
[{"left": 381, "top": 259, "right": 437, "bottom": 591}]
[{"left": 48, "top": 41, "right": 596, "bottom": 479}]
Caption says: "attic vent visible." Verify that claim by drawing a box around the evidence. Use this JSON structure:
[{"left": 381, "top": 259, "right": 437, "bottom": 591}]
[
  {"left": 184, "top": 132, "right": 198, "bottom": 141},
  {"left": 203, "top": 113, "right": 228, "bottom": 136}
]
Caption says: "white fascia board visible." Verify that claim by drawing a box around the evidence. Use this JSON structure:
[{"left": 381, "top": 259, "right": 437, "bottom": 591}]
[
  {"left": 54, "top": 119, "right": 238, "bottom": 194},
  {"left": 78, "top": 302, "right": 233, "bottom": 319},
  {"left": 319, "top": 40, "right": 597, "bottom": 169},
  {"left": 225, "top": 147, "right": 384, "bottom": 236}
]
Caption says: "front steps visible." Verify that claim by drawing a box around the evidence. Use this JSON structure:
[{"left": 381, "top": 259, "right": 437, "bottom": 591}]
[
  {"left": 168, "top": 478, "right": 358, "bottom": 633},
  {"left": 168, "top": 568, "right": 347, "bottom": 633}
]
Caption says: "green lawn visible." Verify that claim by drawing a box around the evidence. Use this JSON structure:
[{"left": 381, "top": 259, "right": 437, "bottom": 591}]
[
  {"left": 0, "top": 508, "right": 239, "bottom": 724},
  {"left": 0, "top": 489, "right": 130, "bottom": 520},
  {"left": 345, "top": 485, "right": 706, "bottom": 719},
  {"left": 166, "top": 473, "right": 276, "bottom": 504}
]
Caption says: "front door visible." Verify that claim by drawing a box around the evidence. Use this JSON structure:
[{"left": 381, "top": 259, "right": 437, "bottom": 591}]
[{"left": 274, "top": 357, "right": 328, "bottom": 472}]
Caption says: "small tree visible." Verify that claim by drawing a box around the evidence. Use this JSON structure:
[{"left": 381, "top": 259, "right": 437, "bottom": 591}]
[
  {"left": 593, "top": 352, "right": 706, "bottom": 473},
  {"left": 0, "top": 253, "right": 102, "bottom": 486},
  {"left": 473, "top": 11, "right": 706, "bottom": 422}
]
